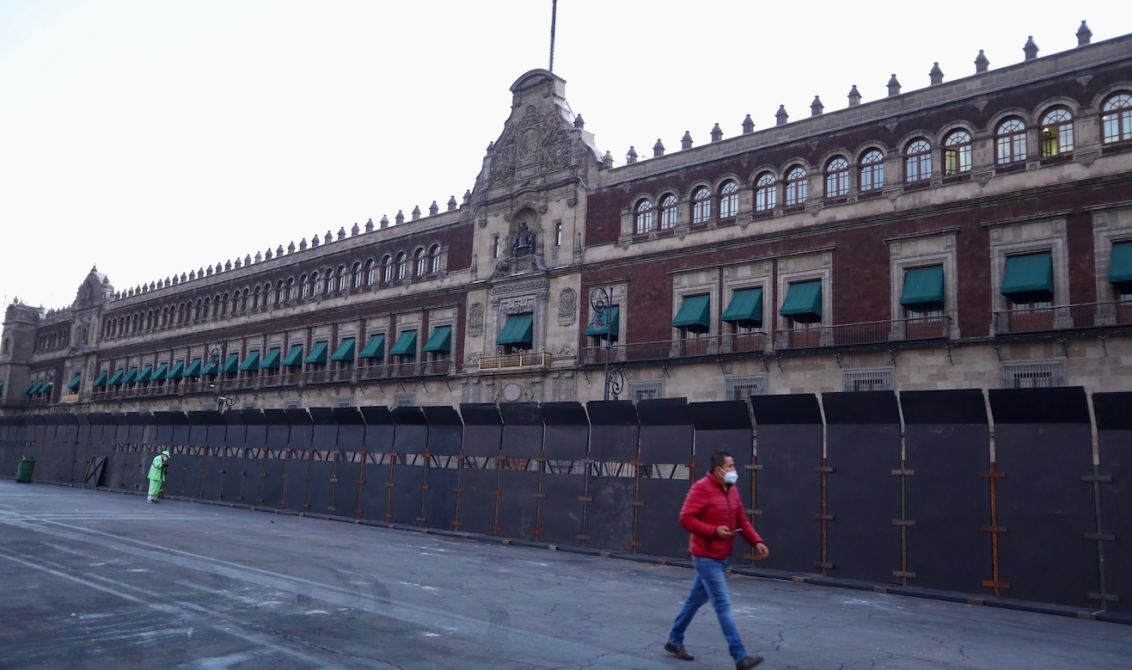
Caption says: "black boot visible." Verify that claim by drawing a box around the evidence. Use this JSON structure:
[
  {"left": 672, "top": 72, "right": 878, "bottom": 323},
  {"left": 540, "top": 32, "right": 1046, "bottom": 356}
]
[
  {"left": 736, "top": 655, "right": 764, "bottom": 669},
  {"left": 664, "top": 643, "right": 694, "bottom": 661}
]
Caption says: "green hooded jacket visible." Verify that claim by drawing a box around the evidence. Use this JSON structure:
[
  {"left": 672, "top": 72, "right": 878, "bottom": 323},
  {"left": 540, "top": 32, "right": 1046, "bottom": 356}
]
[{"left": 147, "top": 455, "right": 167, "bottom": 482}]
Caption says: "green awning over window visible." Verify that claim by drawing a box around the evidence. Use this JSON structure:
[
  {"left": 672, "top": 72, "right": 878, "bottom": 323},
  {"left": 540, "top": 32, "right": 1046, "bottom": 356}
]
[
  {"left": 151, "top": 363, "right": 169, "bottom": 381},
  {"left": 122, "top": 367, "right": 139, "bottom": 385},
  {"left": 305, "top": 341, "right": 328, "bottom": 365},
  {"left": 1001, "top": 252, "right": 1053, "bottom": 296},
  {"left": 281, "top": 344, "right": 304, "bottom": 367},
  {"left": 721, "top": 288, "right": 763, "bottom": 327},
  {"left": 136, "top": 365, "right": 154, "bottom": 383},
  {"left": 672, "top": 294, "right": 711, "bottom": 333},
  {"left": 107, "top": 369, "right": 126, "bottom": 386},
  {"left": 0, "top": 381, "right": 4, "bottom": 394},
  {"left": 29, "top": 381, "right": 45, "bottom": 394},
  {"left": 221, "top": 353, "right": 240, "bottom": 374},
  {"left": 23, "top": 381, "right": 37, "bottom": 395},
  {"left": 199, "top": 360, "right": 216, "bottom": 376},
  {"left": 92, "top": 371, "right": 109, "bottom": 388},
  {"left": 42, "top": 382, "right": 53, "bottom": 395},
  {"left": 260, "top": 348, "right": 281, "bottom": 370},
  {"left": 779, "top": 281, "right": 822, "bottom": 320},
  {"left": 586, "top": 306, "right": 620, "bottom": 338},
  {"left": 900, "top": 266, "right": 945, "bottom": 306},
  {"left": 422, "top": 326, "right": 452, "bottom": 353},
  {"left": 390, "top": 330, "right": 418, "bottom": 356},
  {"left": 1110, "top": 242, "right": 1132, "bottom": 284},
  {"left": 238, "top": 350, "right": 260, "bottom": 372},
  {"left": 496, "top": 313, "right": 534, "bottom": 346},
  {"left": 183, "top": 358, "right": 202, "bottom": 378},
  {"left": 330, "top": 338, "right": 356, "bottom": 362},
  {"left": 167, "top": 361, "right": 185, "bottom": 380},
  {"left": 359, "top": 335, "right": 385, "bottom": 360},
  {"left": 67, "top": 374, "right": 82, "bottom": 390}
]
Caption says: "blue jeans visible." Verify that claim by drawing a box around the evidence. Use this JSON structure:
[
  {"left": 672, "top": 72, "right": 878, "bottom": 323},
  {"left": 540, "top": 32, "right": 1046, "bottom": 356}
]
[{"left": 668, "top": 556, "right": 747, "bottom": 662}]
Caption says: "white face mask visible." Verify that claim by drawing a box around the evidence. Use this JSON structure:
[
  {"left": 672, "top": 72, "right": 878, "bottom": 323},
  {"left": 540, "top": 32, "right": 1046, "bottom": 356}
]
[{"left": 723, "top": 471, "right": 739, "bottom": 485}]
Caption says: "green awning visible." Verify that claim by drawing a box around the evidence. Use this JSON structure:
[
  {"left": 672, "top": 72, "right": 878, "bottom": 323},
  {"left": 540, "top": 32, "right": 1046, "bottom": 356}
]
[
  {"left": 42, "top": 382, "right": 53, "bottom": 395},
  {"left": 67, "top": 374, "right": 82, "bottom": 390},
  {"left": 1110, "top": 242, "right": 1132, "bottom": 284},
  {"left": 496, "top": 313, "right": 533, "bottom": 346},
  {"left": 672, "top": 294, "right": 711, "bottom": 333},
  {"left": 122, "top": 367, "right": 139, "bottom": 385},
  {"left": 260, "top": 348, "right": 281, "bottom": 370},
  {"left": 330, "top": 338, "right": 356, "bottom": 362},
  {"left": 900, "top": 266, "right": 945, "bottom": 306},
  {"left": 136, "top": 365, "right": 154, "bottom": 383},
  {"left": 422, "top": 326, "right": 452, "bottom": 353},
  {"left": 199, "top": 359, "right": 216, "bottom": 376},
  {"left": 585, "top": 306, "right": 620, "bottom": 338},
  {"left": 305, "top": 341, "right": 328, "bottom": 364},
  {"left": 1001, "top": 252, "right": 1053, "bottom": 296},
  {"left": 780, "top": 281, "right": 822, "bottom": 320},
  {"left": 183, "top": 358, "right": 202, "bottom": 378},
  {"left": 238, "top": 350, "right": 260, "bottom": 372},
  {"left": 359, "top": 335, "right": 385, "bottom": 360},
  {"left": 389, "top": 330, "right": 418, "bottom": 356},
  {"left": 221, "top": 353, "right": 240, "bottom": 374},
  {"left": 92, "top": 371, "right": 109, "bottom": 388},
  {"left": 721, "top": 288, "right": 763, "bottom": 327},
  {"left": 167, "top": 361, "right": 186, "bottom": 380},
  {"left": 281, "top": 344, "right": 304, "bottom": 367},
  {"left": 31, "top": 381, "right": 47, "bottom": 394},
  {"left": 151, "top": 363, "right": 169, "bottom": 381},
  {"left": 23, "top": 381, "right": 37, "bottom": 395},
  {"left": 0, "top": 381, "right": 3, "bottom": 394},
  {"left": 107, "top": 369, "right": 126, "bottom": 386}
]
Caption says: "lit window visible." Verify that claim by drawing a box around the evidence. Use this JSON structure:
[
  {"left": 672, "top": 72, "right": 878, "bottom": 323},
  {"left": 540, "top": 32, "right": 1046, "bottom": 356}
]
[
  {"left": 944, "top": 130, "right": 972, "bottom": 175},
  {"left": 719, "top": 181, "right": 739, "bottom": 218},
  {"left": 996, "top": 119, "right": 1027, "bottom": 164},
  {"left": 635, "top": 199, "right": 653, "bottom": 234},
  {"left": 905, "top": 140, "right": 932, "bottom": 182},
  {"left": 659, "top": 195, "right": 678, "bottom": 228},
  {"left": 1102, "top": 93, "right": 1132, "bottom": 144},
  {"left": 1041, "top": 108, "right": 1074, "bottom": 157},
  {"left": 859, "top": 150, "right": 884, "bottom": 191},
  {"left": 755, "top": 173, "right": 776, "bottom": 211},
  {"left": 825, "top": 158, "right": 849, "bottom": 197},
  {"left": 692, "top": 187, "right": 712, "bottom": 223},
  {"left": 785, "top": 167, "right": 807, "bottom": 206}
]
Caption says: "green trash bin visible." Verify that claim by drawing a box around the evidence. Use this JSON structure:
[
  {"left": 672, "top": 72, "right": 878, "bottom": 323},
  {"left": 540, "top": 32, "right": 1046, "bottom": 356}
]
[{"left": 16, "top": 458, "right": 35, "bottom": 483}]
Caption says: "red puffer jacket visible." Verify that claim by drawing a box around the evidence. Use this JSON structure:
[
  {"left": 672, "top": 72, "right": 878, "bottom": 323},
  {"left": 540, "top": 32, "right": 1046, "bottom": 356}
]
[{"left": 679, "top": 474, "right": 763, "bottom": 560}]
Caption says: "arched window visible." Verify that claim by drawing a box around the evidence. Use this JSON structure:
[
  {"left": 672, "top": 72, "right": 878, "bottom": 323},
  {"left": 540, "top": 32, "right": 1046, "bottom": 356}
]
[
  {"left": 300, "top": 274, "right": 309, "bottom": 299},
  {"left": 692, "top": 187, "right": 712, "bottom": 223},
  {"left": 324, "top": 269, "right": 335, "bottom": 294},
  {"left": 1040, "top": 108, "right": 1074, "bottom": 157},
  {"left": 286, "top": 278, "right": 295, "bottom": 302},
  {"left": 272, "top": 283, "right": 282, "bottom": 306},
  {"left": 414, "top": 248, "right": 426, "bottom": 276},
  {"left": 1102, "top": 93, "right": 1132, "bottom": 144},
  {"left": 825, "top": 158, "right": 849, "bottom": 197},
  {"left": 719, "top": 181, "right": 739, "bottom": 218},
  {"left": 335, "top": 266, "right": 346, "bottom": 292},
  {"left": 396, "top": 252, "right": 407, "bottom": 280},
  {"left": 366, "top": 260, "right": 376, "bottom": 285},
  {"left": 429, "top": 245, "right": 441, "bottom": 274},
  {"left": 1, "top": 338, "right": 7, "bottom": 355},
  {"left": 944, "top": 130, "right": 972, "bottom": 175},
  {"left": 203, "top": 298, "right": 211, "bottom": 320},
  {"left": 859, "top": 150, "right": 884, "bottom": 192},
  {"left": 310, "top": 272, "right": 320, "bottom": 296},
  {"left": 252, "top": 287, "right": 261, "bottom": 309},
  {"left": 634, "top": 199, "right": 653, "bottom": 234},
  {"left": 241, "top": 289, "right": 249, "bottom": 311},
  {"left": 905, "top": 140, "right": 932, "bottom": 182},
  {"left": 659, "top": 195, "right": 678, "bottom": 229},
  {"left": 755, "top": 173, "right": 776, "bottom": 211},
  {"left": 353, "top": 262, "right": 363, "bottom": 288},
  {"left": 381, "top": 255, "right": 393, "bottom": 283},
  {"left": 996, "top": 118, "right": 1027, "bottom": 164},
  {"left": 785, "top": 167, "right": 807, "bottom": 206}
]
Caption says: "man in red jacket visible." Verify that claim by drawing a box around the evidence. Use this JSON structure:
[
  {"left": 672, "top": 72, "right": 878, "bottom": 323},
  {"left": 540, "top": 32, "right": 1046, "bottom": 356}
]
[{"left": 665, "top": 451, "right": 769, "bottom": 669}]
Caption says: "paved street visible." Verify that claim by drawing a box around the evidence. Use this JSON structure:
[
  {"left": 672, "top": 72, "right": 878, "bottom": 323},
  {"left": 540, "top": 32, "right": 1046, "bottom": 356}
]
[{"left": 0, "top": 480, "right": 1128, "bottom": 670}]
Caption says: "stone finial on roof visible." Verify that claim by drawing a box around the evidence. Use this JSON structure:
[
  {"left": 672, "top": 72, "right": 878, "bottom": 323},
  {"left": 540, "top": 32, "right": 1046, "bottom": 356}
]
[
  {"left": 447, "top": 196, "right": 458, "bottom": 211},
  {"left": 207, "top": 264, "right": 215, "bottom": 275},
  {"left": 1077, "top": 20, "right": 1092, "bottom": 46},
  {"left": 429, "top": 201, "right": 439, "bottom": 216},
  {"left": 463, "top": 189, "right": 472, "bottom": 204},
  {"left": 810, "top": 96, "right": 823, "bottom": 116},
  {"left": 180, "top": 272, "right": 188, "bottom": 282},
  {"left": 225, "top": 259, "right": 233, "bottom": 270},
  {"left": 365, "top": 218, "right": 374, "bottom": 232},
  {"left": 127, "top": 287, "right": 133, "bottom": 297},
  {"left": 574, "top": 114, "right": 585, "bottom": 129},
  {"left": 299, "top": 239, "right": 307, "bottom": 251},
  {"left": 350, "top": 222, "right": 359, "bottom": 236},
  {"left": 380, "top": 215, "right": 389, "bottom": 228},
  {"left": 324, "top": 231, "right": 333, "bottom": 243},
  {"left": 172, "top": 275, "right": 179, "bottom": 285},
  {"left": 653, "top": 139, "right": 665, "bottom": 157},
  {"left": 395, "top": 211, "right": 405, "bottom": 225},
  {"left": 848, "top": 85, "right": 862, "bottom": 106},
  {"left": 255, "top": 249, "right": 264, "bottom": 262},
  {"left": 742, "top": 114, "right": 754, "bottom": 134},
  {"left": 310, "top": 235, "right": 320, "bottom": 247},
  {"left": 275, "top": 245, "right": 283, "bottom": 257},
  {"left": 411, "top": 206, "right": 421, "bottom": 221},
  {"left": 264, "top": 249, "right": 273, "bottom": 261},
  {"left": 710, "top": 123, "right": 723, "bottom": 142},
  {"left": 975, "top": 49, "right": 990, "bottom": 73},
  {"left": 287, "top": 241, "right": 296, "bottom": 254},
  {"left": 681, "top": 131, "right": 693, "bottom": 150},
  {"left": 336, "top": 228, "right": 345, "bottom": 241},
  {"left": 234, "top": 258, "right": 242, "bottom": 269},
  {"left": 626, "top": 146, "right": 637, "bottom": 164},
  {"left": 602, "top": 151, "right": 613, "bottom": 169},
  {"left": 887, "top": 74, "right": 901, "bottom": 97},
  {"left": 244, "top": 254, "right": 252, "bottom": 265},
  {"left": 217, "top": 262, "right": 224, "bottom": 273},
  {"left": 189, "top": 270, "right": 196, "bottom": 280},
  {"left": 775, "top": 105, "right": 788, "bottom": 126},
  {"left": 1024, "top": 35, "right": 1039, "bottom": 60},
  {"left": 930, "top": 62, "right": 944, "bottom": 85}
]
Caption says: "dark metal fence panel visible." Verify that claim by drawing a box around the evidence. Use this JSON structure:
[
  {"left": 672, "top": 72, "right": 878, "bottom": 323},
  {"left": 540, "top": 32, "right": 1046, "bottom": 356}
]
[
  {"left": 392, "top": 407, "right": 428, "bottom": 455},
  {"left": 586, "top": 401, "right": 638, "bottom": 463},
  {"left": 361, "top": 406, "right": 395, "bottom": 453},
  {"left": 459, "top": 404, "right": 502, "bottom": 457},
  {"left": 423, "top": 406, "right": 462, "bottom": 456},
  {"left": 1093, "top": 391, "right": 1132, "bottom": 614},
  {"left": 496, "top": 403, "right": 543, "bottom": 539},
  {"left": 541, "top": 402, "right": 589, "bottom": 461},
  {"left": 635, "top": 398, "right": 694, "bottom": 558},
  {"left": 691, "top": 401, "right": 755, "bottom": 562},
  {"left": 499, "top": 402, "right": 543, "bottom": 459},
  {"left": 637, "top": 398, "right": 692, "bottom": 464}
]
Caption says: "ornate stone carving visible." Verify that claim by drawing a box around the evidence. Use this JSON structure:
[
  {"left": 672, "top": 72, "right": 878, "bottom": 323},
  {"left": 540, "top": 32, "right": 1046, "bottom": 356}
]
[
  {"left": 558, "top": 288, "right": 577, "bottom": 326},
  {"left": 884, "top": 121, "right": 899, "bottom": 133},
  {"left": 489, "top": 108, "right": 574, "bottom": 188},
  {"left": 973, "top": 170, "right": 994, "bottom": 187},
  {"left": 555, "top": 344, "right": 576, "bottom": 357},
  {"left": 1077, "top": 74, "right": 1093, "bottom": 89},
  {"left": 1075, "top": 150, "right": 1100, "bottom": 168},
  {"left": 468, "top": 302, "right": 484, "bottom": 337}
]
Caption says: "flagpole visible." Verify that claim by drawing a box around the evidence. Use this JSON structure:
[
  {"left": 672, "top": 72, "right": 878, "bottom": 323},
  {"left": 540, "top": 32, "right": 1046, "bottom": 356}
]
[{"left": 549, "top": 0, "right": 557, "bottom": 72}]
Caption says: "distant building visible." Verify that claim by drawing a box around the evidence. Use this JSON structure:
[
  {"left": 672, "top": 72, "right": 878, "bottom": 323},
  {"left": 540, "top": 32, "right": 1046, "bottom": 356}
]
[{"left": 4, "top": 26, "right": 1132, "bottom": 413}]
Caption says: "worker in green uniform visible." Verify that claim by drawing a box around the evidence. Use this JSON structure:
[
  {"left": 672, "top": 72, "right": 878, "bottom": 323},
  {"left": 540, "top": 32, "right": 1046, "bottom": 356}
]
[{"left": 147, "top": 450, "right": 170, "bottom": 503}]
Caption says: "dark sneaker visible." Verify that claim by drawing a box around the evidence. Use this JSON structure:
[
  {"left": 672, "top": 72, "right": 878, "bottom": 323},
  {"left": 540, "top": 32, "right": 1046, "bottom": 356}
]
[
  {"left": 736, "top": 655, "right": 764, "bottom": 670},
  {"left": 664, "top": 642, "right": 694, "bottom": 661}
]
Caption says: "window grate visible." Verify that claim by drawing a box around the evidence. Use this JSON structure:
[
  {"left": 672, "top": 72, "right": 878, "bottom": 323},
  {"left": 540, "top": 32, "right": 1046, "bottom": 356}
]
[
  {"left": 843, "top": 370, "right": 892, "bottom": 392},
  {"left": 283, "top": 399, "right": 300, "bottom": 410},
  {"left": 393, "top": 393, "right": 416, "bottom": 407},
  {"left": 627, "top": 382, "right": 661, "bottom": 402},
  {"left": 726, "top": 376, "right": 767, "bottom": 407},
  {"left": 1001, "top": 362, "right": 1064, "bottom": 389},
  {"left": 334, "top": 397, "right": 352, "bottom": 408}
]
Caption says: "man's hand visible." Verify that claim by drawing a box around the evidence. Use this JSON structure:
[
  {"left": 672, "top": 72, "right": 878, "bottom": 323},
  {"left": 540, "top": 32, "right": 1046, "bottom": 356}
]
[
  {"left": 753, "top": 543, "right": 770, "bottom": 560},
  {"left": 715, "top": 526, "right": 734, "bottom": 538}
]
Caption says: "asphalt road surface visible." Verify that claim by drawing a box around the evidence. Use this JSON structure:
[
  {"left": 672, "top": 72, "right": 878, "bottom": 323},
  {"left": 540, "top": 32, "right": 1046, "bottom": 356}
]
[{"left": 1, "top": 480, "right": 1128, "bottom": 670}]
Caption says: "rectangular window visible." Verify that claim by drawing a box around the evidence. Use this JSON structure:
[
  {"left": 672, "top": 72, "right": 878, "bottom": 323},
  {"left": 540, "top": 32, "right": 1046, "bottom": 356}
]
[
  {"left": 628, "top": 382, "right": 661, "bottom": 402},
  {"left": 1001, "top": 362, "right": 1064, "bottom": 389},
  {"left": 843, "top": 370, "right": 892, "bottom": 392},
  {"left": 394, "top": 393, "right": 416, "bottom": 407},
  {"left": 492, "top": 235, "right": 500, "bottom": 259},
  {"left": 726, "top": 376, "right": 766, "bottom": 408},
  {"left": 555, "top": 222, "right": 563, "bottom": 247}
]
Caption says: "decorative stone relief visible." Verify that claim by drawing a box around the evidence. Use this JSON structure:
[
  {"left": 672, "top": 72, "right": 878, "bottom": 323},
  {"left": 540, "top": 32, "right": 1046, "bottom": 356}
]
[
  {"left": 1076, "top": 151, "right": 1100, "bottom": 168},
  {"left": 1076, "top": 74, "right": 1093, "bottom": 89},
  {"left": 558, "top": 287, "right": 577, "bottom": 326},
  {"left": 555, "top": 344, "right": 576, "bottom": 357},
  {"left": 468, "top": 303, "right": 484, "bottom": 337},
  {"left": 973, "top": 171, "right": 994, "bottom": 187},
  {"left": 885, "top": 121, "right": 899, "bottom": 134},
  {"left": 489, "top": 108, "right": 574, "bottom": 187},
  {"left": 973, "top": 97, "right": 988, "bottom": 112}
]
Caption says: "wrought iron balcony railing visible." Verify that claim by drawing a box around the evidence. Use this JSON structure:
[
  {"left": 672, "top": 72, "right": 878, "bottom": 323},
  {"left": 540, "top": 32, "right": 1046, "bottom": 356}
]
[
  {"left": 773, "top": 316, "right": 951, "bottom": 351},
  {"left": 581, "top": 332, "right": 765, "bottom": 365},
  {"left": 478, "top": 351, "right": 552, "bottom": 370},
  {"left": 993, "top": 301, "right": 1132, "bottom": 335}
]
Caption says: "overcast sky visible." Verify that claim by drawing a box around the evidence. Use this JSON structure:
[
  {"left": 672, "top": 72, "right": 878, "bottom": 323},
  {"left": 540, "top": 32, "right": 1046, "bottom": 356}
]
[{"left": 2, "top": 0, "right": 1130, "bottom": 312}]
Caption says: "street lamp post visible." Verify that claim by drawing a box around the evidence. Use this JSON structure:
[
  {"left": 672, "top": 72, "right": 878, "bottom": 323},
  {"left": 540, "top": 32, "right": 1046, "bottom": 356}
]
[
  {"left": 206, "top": 342, "right": 237, "bottom": 413},
  {"left": 589, "top": 287, "right": 626, "bottom": 401}
]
